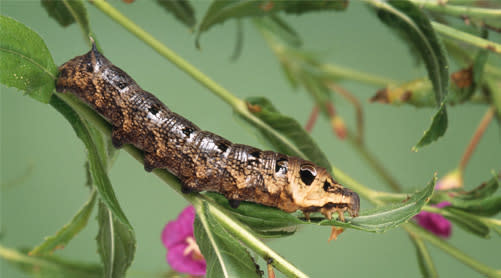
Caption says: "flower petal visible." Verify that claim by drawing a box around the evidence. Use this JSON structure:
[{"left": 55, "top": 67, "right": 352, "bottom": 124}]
[
  {"left": 167, "top": 243, "right": 206, "bottom": 276},
  {"left": 162, "top": 206, "right": 196, "bottom": 248},
  {"left": 416, "top": 210, "right": 452, "bottom": 238}
]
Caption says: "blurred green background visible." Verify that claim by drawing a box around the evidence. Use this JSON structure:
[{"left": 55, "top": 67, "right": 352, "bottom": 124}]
[{"left": 1, "top": 1, "right": 500, "bottom": 277}]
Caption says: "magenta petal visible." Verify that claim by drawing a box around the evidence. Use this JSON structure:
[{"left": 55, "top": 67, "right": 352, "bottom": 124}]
[
  {"left": 167, "top": 243, "right": 206, "bottom": 276},
  {"left": 416, "top": 211, "right": 452, "bottom": 238},
  {"left": 162, "top": 206, "right": 196, "bottom": 249},
  {"left": 161, "top": 206, "right": 206, "bottom": 276}
]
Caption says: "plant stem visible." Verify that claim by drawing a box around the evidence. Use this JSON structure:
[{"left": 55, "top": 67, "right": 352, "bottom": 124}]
[
  {"left": 403, "top": 223, "right": 501, "bottom": 277},
  {"left": 432, "top": 21, "right": 501, "bottom": 55},
  {"left": 326, "top": 82, "right": 364, "bottom": 144},
  {"left": 305, "top": 105, "right": 319, "bottom": 133},
  {"left": 458, "top": 107, "right": 496, "bottom": 171},
  {"left": 410, "top": 0, "right": 501, "bottom": 19},
  {"left": 345, "top": 129, "right": 402, "bottom": 192},
  {"left": 62, "top": 0, "right": 90, "bottom": 45},
  {"left": 90, "top": 0, "right": 240, "bottom": 107},
  {"left": 408, "top": 234, "right": 438, "bottom": 278},
  {"left": 203, "top": 199, "right": 309, "bottom": 278},
  {"left": 320, "top": 63, "right": 397, "bottom": 87}
]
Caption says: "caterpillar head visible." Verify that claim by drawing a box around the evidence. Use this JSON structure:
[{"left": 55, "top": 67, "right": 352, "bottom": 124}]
[{"left": 288, "top": 159, "right": 360, "bottom": 221}]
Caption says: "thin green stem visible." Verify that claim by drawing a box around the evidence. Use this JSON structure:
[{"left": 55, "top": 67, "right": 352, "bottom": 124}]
[
  {"left": 320, "top": 63, "right": 397, "bottom": 87},
  {"left": 202, "top": 198, "right": 309, "bottom": 278},
  {"left": 458, "top": 107, "right": 496, "bottom": 172},
  {"left": 410, "top": 0, "right": 501, "bottom": 19},
  {"left": 90, "top": 0, "right": 239, "bottom": 107},
  {"left": 346, "top": 130, "right": 402, "bottom": 192},
  {"left": 403, "top": 223, "right": 501, "bottom": 277},
  {"left": 0, "top": 244, "right": 55, "bottom": 269},
  {"left": 62, "top": 0, "right": 89, "bottom": 44},
  {"left": 432, "top": 21, "right": 501, "bottom": 55},
  {"left": 408, "top": 234, "right": 438, "bottom": 278}
]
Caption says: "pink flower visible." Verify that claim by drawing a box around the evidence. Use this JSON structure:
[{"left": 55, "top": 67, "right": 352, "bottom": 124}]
[
  {"left": 162, "top": 206, "right": 206, "bottom": 276},
  {"left": 415, "top": 170, "right": 463, "bottom": 238},
  {"left": 416, "top": 201, "right": 452, "bottom": 238}
]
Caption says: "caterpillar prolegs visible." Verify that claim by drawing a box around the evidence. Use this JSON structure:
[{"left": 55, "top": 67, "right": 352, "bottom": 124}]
[{"left": 56, "top": 44, "right": 360, "bottom": 222}]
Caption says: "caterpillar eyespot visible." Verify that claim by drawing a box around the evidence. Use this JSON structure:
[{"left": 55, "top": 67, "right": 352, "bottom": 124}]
[{"left": 56, "top": 44, "right": 360, "bottom": 223}]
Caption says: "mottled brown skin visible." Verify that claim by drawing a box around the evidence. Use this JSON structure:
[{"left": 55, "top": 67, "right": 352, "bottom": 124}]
[{"left": 56, "top": 45, "right": 360, "bottom": 221}]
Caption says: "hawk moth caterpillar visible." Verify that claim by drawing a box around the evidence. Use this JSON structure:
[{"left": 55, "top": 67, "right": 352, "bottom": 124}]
[{"left": 56, "top": 44, "right": 360, "bottom": 222}]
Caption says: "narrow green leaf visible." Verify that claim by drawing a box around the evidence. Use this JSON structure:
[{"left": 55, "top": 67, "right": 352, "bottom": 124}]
[
  {"left": 433, "top": 175, "right": 501, "bottom": 216},
  {"left": 0, "top": 16, "right": 57, "bottom": 103},
  {"left": 0, "top": 244, "right": 103, "bottom": 278},
  {"left": 50, "top": 95, "right": 132, "bottom": 229},
  {"left": 374, "top": 0, "right": 450, "bottom": 149},
  {"left": 97, "top": 201, "right": 136, "bottom": 278},
  {"left": 230, "top": 20, "right": 244, "bottom": 61},
  {"left": 237, "top": 96, "right": 330, "bottom": 169},
  {"left": 455, "top": 174, "right": 499, "bottom": 200},
  {"left": 156, "top": 0, "right": 196, "bottom": 28},
  {"left": 317, "top": 175, "right": 436, "bottom": 232},
  {"left": 278, "top": 59, "right": 300, "bottom": 89},
  {"left": 452, "top": 50, "right": 489, "bottom": 103},
  {"left": 42, "top": 0, "right": 90, "bottom": 35},
  {"left": 374, "top": 0, "right": 448, "bottom": 104},
  {"left": 204, "top": 192, "right": 302, "bottom": 231},
  {"left": 486, "top": 77, "right": 501, "bottom": 119},
  {"left": 255, "top": 15, "right": 302, "bottom": 47},
  {"left": 196, "top": 0, "right": 347, "bottom": 47},
  {"left": 194, "top": 202, "right": 262, "bottom": 278},
  {"left": 450, "top": 196, "right": 501, "bottom": 217},
  {"left": 413, "top": 102, "right": 448, "bottom": 151},
  {"left": 30, "top": 189, "right": 98, "bottom": 256},
  {"left": 443, "top": 207, "right": 490, "bottom": 238},
  {"left": 409, "top": 235, "right": 438, "bottom": 278}
]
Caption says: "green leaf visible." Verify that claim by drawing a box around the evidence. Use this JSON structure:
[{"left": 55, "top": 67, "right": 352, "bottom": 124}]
[
  {"left": 29, "top": 189, "right": 98, "bottom": 256},
  {"left": 238, "top": 96, "right": 331, "bottom": 169},
  {"left": 97, "top": 201, "right": 136, "bottom": 278},
  {"left": 452, "top": 50, "right": 489, "bottom": 103},
  {"left": 374, "top": 0, "right": 448, "bottom": 104},
  {"left": 194, "top": 202, "right": 262, "bottom": 278},
  {"left": 255, "top": 15, "right": 302, "bottom": 47},
  {"left": 42, "top": 0, "right": 90, "bottom": 35},
  {"left": 443, "top": 207, "right": 490, "bottom": 238},
  {"left": 0, "top": 244, "right": 103, "bottom": 278},
  {"left": 204, "top": 192, "right": 302, "bottom": 232},
  {"left": 156, "top": 0, "right": 196, "bottom": 28},
  {"left": 455, "top": 174, "right": 499, "bottom": 200},
  {"left": 487, "top": 77, "right": 501, "bottom": 119},
  {"left": 413, "top": 102, "right": 448, "bottom": 151},
  {"left": 374, "top": 0, "right": 450, "bottom": 149},
  {"left": 434, "top": 175, "right": 501, "bottom": 216},
  {"left": 50, "top": 95, "right": 132, "bottom": 229},
  {"left": 409, "top": 235, "right": 438, "bottom": 278},
  {"left": 230, "top": 20, "right": 244, "bottom": 61},
  {"left": 317, "top": 175, "right": 436, "bottom": 232},
  {"left": 450, "top": 196, "right": 501, "bottom": 217},
  {"left": 196, "top": 0, "right": 347, "bottom": 47},
  {"left": 0, "top": 15, "right": 57, "bottom": 103}
]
